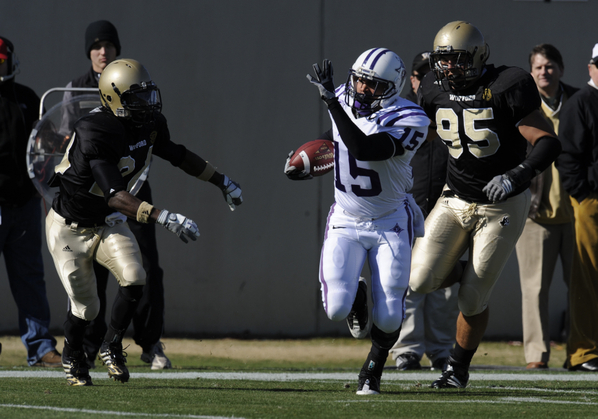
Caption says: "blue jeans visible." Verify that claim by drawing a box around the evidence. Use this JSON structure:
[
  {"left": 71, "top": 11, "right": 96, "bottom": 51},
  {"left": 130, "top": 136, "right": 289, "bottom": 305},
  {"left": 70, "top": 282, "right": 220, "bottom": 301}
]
[{"left": 0, "top": 196, "right": 57, "bottom": 365}]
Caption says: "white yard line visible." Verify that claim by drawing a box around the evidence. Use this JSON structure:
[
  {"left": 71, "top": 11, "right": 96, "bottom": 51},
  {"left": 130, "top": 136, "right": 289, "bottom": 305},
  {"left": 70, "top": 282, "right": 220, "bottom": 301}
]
[
  {"left": 0, "top": 370, "right": 596, "bottom": 381},
  {"left": 0, "top": 404, "right": 238, "bottom": 419}
]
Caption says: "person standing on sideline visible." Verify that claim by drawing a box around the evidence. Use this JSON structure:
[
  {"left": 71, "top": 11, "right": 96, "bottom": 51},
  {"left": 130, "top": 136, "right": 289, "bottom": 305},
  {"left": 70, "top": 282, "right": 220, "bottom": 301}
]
[
  {"left": 63, "top": 20, "right": 172, "bottom": 370},
  {"left": 0, "top": 36, "right": 62, "bottom": 367},
  {"left": 410, "top": 21, "right": 562, "bottom": 388},
  {"left": 516, "top": 44, "right": 577, "bottom": 370},
  {"left": 389, "top": 52, "right": 458, "bottom": 372},
  {"left": 285, "top": 48, "right": 429, "bottom": 394},
  {"left": 555, "top": 43, "right": 598, "bottom": 372}
]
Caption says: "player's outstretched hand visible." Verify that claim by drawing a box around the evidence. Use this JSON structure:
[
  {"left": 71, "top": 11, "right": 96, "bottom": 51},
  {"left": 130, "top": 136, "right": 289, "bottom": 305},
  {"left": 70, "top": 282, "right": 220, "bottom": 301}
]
[
  {"left": 306, "top": 59, "right": 336, "bottom": 104},
  {"left": 284, "top": 150, "right": 313, "bottom": 180},
  {"left": 482, "top": 175, "right": 513, "bottom": 202},
  {"left": 157, "top": 210, "right": 200, "bottom": 243},
  {"left": 220, "top": 174, "right": 243, "bottom": 211}
]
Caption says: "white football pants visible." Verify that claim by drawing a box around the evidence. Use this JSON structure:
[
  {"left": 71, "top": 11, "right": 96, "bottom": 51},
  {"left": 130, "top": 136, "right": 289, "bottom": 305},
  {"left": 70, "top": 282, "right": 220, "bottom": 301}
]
[{"left": 319, "top": 202, "right": 417, "bottom": 333}]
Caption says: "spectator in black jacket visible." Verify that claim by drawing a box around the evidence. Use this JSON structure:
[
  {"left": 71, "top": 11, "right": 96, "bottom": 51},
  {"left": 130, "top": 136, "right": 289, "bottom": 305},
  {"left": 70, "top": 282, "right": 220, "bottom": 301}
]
[
  {"left": 555, "top": 42, "right": 598, "bottom": 372},
  {"left": 389, "top": 52, "right": 458, "bottom": 371},
  {"left": 0, "top": 36, "right": 61, "bottom": 367}
]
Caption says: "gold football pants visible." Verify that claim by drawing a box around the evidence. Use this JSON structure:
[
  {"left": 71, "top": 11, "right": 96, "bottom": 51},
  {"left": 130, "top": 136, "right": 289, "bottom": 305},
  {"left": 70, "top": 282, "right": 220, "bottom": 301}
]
[
  {"left": 410, "top": 190, "right": 530, "bottom": 316},
  {"left": 45, "top": 209, "right": 146, "bottom": 321}
]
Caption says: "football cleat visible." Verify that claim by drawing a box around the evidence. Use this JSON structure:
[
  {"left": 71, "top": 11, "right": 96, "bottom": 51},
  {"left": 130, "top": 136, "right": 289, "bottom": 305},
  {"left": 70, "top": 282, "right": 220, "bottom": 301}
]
[
  {"left": 356, "top": 374, "right": 381, "bottom": 395},
  {"left": 431, "top": 363, "right": 469, "bottom": 388},
  {"left": 395, "top": 352, "right": 422, "bottom": 370},
  {"left": 99, "top": 341, "right": 130, "bottom": 383},
  {"left": 141, "top": 341, "right": 172, "bottom": 370},
  {"left": 62, "top": 348, "right": 93, "bottom": 386},
  {"left": 346, "top": 278, "right": 372, "bottom": 339}
]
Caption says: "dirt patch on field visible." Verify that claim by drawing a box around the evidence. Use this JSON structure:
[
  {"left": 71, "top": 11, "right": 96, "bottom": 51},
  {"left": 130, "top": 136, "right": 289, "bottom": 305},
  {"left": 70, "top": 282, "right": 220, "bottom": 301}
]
[{"left": 0, "top": 336, "right": 371, "bottom": 363}]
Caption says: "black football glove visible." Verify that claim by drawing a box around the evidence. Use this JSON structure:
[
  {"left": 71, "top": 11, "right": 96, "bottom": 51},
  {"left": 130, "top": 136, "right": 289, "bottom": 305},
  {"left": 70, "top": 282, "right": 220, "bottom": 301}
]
[
  {"left": 306, "top": 59, "right": 337, "bottom": 105},
  {"left": 284, "top": 150, "right": 313, "bottom": 180}
]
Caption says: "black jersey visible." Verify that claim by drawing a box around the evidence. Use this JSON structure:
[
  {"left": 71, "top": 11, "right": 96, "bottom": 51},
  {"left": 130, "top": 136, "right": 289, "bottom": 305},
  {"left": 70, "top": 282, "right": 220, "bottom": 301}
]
[
  {"left": 51, "top": 107, "right": 186, "bottom": 224},
  {"left": 418, "top": 64, "right": 540, "bottom": 203}
]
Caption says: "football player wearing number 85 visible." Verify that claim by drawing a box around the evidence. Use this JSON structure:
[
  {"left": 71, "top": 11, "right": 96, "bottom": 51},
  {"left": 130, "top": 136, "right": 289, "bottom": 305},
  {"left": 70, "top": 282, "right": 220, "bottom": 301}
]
[
  {"left": 410, "top": 21, "right": 562, "bottom": 389},
  {"left": 46, "top": 58, "right": 242, "bottom": 386},
  {"left": 286, "top": 48, "right": 430, "bottom": 395}
]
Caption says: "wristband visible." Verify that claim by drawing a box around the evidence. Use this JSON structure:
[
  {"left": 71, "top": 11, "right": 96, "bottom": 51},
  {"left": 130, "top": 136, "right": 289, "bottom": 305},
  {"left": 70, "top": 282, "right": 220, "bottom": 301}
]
[
  {"left": 136, "top": 201, "right": 154, "bottom": 224},
  {"left": 196, "top": 161, "right": 216, "bottom": 181}
]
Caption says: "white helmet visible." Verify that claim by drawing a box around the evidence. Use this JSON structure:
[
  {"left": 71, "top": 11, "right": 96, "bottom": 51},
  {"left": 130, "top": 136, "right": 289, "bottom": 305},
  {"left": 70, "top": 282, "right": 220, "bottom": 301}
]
[{"left": 345, "top": 48, "right": 406, "bottom": 116}]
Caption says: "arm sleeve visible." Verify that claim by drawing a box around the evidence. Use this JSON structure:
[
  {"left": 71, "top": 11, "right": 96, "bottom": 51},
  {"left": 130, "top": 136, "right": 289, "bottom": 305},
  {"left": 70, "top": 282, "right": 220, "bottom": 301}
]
[
  {"left": 319, "top": 129, "right": 334, "bottom": 141},
  {"left": 525, "top": 135, "right": 561, "bottom": 174},
  {"left": 150, "top": 114, "right": 187, "bottom": 166},
  {"left": 327, "top": 100, "right": 403, "bottom": 161}
]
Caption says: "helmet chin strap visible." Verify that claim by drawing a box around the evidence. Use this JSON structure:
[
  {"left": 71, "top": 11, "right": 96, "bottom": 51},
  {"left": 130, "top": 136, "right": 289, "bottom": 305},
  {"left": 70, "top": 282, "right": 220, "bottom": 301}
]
[{"left": 352, "top": 93, "right": 382, "bottom": 117}]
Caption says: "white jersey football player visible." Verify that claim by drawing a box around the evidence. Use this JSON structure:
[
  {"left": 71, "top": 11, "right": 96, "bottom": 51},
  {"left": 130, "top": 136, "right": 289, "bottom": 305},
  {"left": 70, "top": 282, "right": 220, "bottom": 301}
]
[{"left": 285, "top": 48, "right": 429, "bottom": 395}]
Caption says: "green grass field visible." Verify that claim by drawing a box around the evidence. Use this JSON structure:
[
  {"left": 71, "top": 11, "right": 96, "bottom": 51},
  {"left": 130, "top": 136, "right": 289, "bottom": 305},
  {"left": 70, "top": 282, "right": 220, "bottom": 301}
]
[{"left": 1, "top": 336, "right": 596, "bottom": 419}]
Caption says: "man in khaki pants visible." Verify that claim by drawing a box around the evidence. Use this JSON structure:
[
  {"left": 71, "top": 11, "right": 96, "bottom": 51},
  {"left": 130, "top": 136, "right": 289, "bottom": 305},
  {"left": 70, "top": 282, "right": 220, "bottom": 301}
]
[
  {"left": 516, "top": 44, "right": 577, "bottom": 370},
  {"left": 556, "top": 43, "right": 598, "bottom": 372}
]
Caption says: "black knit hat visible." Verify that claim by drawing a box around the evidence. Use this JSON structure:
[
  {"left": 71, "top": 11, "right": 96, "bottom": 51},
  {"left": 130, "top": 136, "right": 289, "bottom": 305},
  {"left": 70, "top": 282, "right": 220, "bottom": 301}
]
[
  {"left": 85, "top": 20, "right": 121, "bottom": 58},
  {"left": 411, "top": 51, "right": 431, "bottom": 74}
]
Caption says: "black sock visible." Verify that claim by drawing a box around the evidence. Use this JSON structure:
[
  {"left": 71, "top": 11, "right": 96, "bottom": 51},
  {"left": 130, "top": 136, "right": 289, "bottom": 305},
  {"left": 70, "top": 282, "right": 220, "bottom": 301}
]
[
  {"left": 63, "top": 311, "right": 91, "bottom": 351},
  {"left": 107, "top": 285, "right": 143, "bottom": 333},
  {"left": 360, "top": 325, "right": 402, "bottom": 378},
  {"left": 451, "top": 342, "right": 477, "bottom": 366}
]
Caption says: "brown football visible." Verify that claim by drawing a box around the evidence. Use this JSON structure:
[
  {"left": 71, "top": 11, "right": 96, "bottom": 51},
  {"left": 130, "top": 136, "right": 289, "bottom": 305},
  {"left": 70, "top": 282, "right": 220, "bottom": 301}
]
[{"left": 288, "top": 139, "right": 334, "bottom": 177}]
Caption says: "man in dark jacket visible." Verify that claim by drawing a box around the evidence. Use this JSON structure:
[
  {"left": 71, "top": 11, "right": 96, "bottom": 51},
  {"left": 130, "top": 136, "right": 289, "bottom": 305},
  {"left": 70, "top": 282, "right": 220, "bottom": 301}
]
[
  {"left": 0, "top": 36, "right": 61, "bottom": 367},
  {"left": 555, "top": 42, "right": 598, "bottom": 372}
]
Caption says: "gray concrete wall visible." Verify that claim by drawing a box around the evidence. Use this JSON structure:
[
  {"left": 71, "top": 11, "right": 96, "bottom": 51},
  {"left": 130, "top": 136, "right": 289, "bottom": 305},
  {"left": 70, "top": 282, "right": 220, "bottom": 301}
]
[{"left": 0, "top": 0, "right": 585, "bottom": 339}]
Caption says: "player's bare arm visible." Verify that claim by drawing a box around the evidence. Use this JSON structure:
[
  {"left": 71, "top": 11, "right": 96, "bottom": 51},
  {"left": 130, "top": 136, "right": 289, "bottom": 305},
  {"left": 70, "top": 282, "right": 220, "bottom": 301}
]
[
  {"left": 518, "top": 109, "right": 557, "bottom": 145},
  {"left": 107, "top": 190, "right": 150, "bottom": 220}
]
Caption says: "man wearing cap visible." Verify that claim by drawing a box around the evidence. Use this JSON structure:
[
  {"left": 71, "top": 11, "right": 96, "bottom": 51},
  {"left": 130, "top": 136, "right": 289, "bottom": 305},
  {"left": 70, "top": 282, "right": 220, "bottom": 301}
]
[
  {"left": 389, "top": 52, "right": 457, "bottom": 372},
  {"left": 0, "top": 36, "right": 62, "bottom": 367},
  {"left": 61, "top": 20, "right": 172, "bottom": 371},
  {"left": 555, "top": 43, "right": 598, "bottom": 372}
]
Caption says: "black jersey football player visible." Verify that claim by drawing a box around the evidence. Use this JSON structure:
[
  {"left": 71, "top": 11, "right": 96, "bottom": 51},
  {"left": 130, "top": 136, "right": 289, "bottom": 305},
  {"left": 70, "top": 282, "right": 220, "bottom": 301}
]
[
  {"left": 408, "top": 21, "right": 561, "bottom": 388},
  {"left": 46, "top": 59, "right": 243, "bottom": 386}
]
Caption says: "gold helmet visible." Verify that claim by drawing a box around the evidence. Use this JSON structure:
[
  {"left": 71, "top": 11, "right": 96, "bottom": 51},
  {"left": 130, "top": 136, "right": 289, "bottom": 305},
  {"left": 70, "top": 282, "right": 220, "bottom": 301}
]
[
  {"left": 430, "top": 21, "right": 489, "bottom": 90},
  {"left": 99, "top": 58, "right": 161, "bottom": 123}
]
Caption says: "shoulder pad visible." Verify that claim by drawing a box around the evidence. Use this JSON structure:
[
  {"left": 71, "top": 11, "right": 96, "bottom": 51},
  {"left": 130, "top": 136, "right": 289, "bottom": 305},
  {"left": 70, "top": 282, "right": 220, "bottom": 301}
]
[{"left": 485, "top": 65, "right": 535, "bottom": 95}]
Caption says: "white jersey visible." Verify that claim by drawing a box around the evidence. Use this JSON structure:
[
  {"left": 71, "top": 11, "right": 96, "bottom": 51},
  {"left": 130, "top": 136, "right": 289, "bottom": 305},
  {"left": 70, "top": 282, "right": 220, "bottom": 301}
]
[{"left": 331, "top": 89, "right": 430, "bottom": 218}]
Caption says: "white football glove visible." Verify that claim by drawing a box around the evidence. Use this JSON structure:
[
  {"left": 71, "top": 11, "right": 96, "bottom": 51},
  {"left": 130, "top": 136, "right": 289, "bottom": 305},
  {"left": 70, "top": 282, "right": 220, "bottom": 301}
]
[
  {"left": 284, "top": 150, "right": 313, "bottom": 180},
  {"left": 157, "top": 209, "right": 200, "bottom": 243},
  {"left": 220, "top": 174, "right": 243, "bottom": 211}
]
